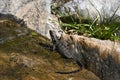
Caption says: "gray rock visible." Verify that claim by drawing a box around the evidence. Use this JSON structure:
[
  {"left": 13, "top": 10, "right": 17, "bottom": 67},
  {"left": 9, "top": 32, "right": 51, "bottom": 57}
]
[
  {"left": 0, "top": 0, "right": 61, "bottom": 39},
  {"left": 59, "top": 0, "right": 120, "bottom": 22}
]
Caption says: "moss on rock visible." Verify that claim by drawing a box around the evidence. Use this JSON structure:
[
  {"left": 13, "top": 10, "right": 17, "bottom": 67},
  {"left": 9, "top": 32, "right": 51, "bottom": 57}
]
[{"left": 0, "top": 19, "right": 100, "bottom": 80}]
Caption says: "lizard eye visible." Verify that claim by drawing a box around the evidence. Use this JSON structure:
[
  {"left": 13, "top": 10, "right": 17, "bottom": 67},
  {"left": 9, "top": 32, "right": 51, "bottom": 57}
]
[
  {"left": 58, "top": 30, "right": 63, "bottom": 34},
  {"left": 57, "top": 30, "right": 63, "bottom": 39}
]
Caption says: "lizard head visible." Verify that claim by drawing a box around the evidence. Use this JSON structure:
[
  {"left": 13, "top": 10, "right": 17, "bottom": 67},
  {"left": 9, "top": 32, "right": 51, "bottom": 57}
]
[{"left": 49, "top": 30, "right": 63, "bottom": 44}]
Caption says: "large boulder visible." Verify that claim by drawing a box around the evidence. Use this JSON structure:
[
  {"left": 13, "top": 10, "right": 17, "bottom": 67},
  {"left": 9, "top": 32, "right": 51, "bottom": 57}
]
[
  {"left": 58, "top": 0, "right": 120, "bottom": 22},
  {"left": 0, "top": 0, "right": 61, "bottom": 39}
]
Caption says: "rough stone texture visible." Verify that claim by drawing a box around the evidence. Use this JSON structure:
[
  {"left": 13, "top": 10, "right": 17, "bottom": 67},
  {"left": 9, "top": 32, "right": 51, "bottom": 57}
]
[
  {"left": 59, "top": 0, "right": 120, "bottom": 22},
  {"left": 51, "top": 0, "right": 70, "bottom": 6},
  {"left": 0, "top": 0, "right": 61, "bottom": 39},
  {"left": 50, "top": 30, "right": 120, "bottom": 80}
]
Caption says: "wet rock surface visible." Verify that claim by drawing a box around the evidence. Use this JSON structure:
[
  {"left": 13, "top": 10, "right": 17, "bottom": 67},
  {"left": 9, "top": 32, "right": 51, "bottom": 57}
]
[
  {"left": 0, "top": 20, "right": 100, "bottom": 80},
  {"left": 0, "top": 20, "right": 29, "bottom": 44}
]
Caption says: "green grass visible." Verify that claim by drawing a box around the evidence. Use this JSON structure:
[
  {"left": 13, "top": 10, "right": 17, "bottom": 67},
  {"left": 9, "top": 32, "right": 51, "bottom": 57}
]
[{"left": 51, "top": 5, "right": 120, "bottom": 42}]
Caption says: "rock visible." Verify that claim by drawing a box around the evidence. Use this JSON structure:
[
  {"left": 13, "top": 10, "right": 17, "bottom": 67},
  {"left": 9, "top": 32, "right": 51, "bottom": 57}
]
[
  {"left": 10, "top": 53, "right": 41, "bottom": 68},
  {"left": 58, "top": 0, "right": 120, "bottom": 22},
  {"left": 51, "top": 0, "right": 70, "bottom": 7},
  {"left": 0, "top": 20, "right": 30, "bottom": 44},
  {"left": 0, "top": 0, "right": 61, "bottom": 39}
]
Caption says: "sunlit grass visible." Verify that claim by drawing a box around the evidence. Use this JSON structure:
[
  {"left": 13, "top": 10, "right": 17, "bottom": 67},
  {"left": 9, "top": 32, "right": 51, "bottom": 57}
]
[{"left": 51, "top": 5, "right": 120, "bottom": 42}]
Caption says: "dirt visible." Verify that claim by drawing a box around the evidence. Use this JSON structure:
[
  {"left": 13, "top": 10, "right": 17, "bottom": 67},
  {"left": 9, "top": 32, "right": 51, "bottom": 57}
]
[{"left": 0, "top": 19, "right": 100, "bottom": 80}]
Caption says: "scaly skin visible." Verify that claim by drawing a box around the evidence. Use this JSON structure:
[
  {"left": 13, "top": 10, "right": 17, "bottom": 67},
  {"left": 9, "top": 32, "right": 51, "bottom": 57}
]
[{"left": 49, "top": 30, "right": 120, "bottom": 80}]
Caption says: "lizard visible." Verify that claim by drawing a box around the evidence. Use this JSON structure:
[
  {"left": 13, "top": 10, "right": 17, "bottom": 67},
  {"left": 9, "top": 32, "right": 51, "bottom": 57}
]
[
  {"left": 49, "top": 30, "right": 84, "bottom": 74},
  {"left": 49, "top": 30, "right": 120, "bottom": 80}
]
